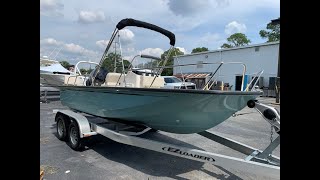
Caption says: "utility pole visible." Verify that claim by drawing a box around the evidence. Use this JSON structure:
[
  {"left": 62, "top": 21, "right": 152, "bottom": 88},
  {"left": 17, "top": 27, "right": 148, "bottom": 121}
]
[{"left": 271, "top": 18, "right": 280, "bottom": 103}]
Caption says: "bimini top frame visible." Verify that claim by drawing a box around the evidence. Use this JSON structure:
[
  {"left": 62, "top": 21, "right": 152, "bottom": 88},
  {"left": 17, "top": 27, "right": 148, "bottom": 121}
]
[{"left": 91, "top": 18, "right": 176, "bottom": 85}]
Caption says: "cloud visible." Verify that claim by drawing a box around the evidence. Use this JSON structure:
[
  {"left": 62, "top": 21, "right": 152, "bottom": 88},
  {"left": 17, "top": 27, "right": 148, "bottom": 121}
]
[
  {"left": 124, "top": 47, "right": 135, "bottom": 54},
  {"left": 78, "top": 10, "right": 105, "bottom": 24},
  {"left": 170, "top": 18, "right": 207, "bottom": 32},
  {"left": 95, "top": 29, "right": 135, "bottom": 49},
  {"left": 140, "top": 48, "right": 164, "bottom": 58},
  {"left": 167, "top": 0, "right": 231, "bottom": 17},
  {"left": 40, "top": 38, "right": 63, "bottom": 46},
  {"left": 119, "top": 29, "right": 134, "bottom": 45},
  {"left": 215, "top": 0, "right": 230, "bottom": 8},
  {"left": 95, "top": 40, "right": 110, "bottom": 49},
  {"left": 196, "top": 32, "right": 226, "bottom": 49},
  {"left": 62, "top": 43, "right": 100, "bottom": 63},
  {"left": 40, "top": 38, "right": 99, "bottom": 62},
  {"left": 165, "top": 0, "right": 232, "bottom": 32},
  {"left": 224, "top": 21, "right": 247, "bottom": 35},
  {"left": 199, "top": 33, "right": 221, "bottom": 44},
  {"left": 40, "top": 0, "right": 64, "bottom": 17},
  {"left": 176, "top": 47, "right": 187, "bottom": 54},
  {"left": 167, "top": 0, "right": 209, "bottom": 16},
  {"left": 63, "top": 43, "right": 86, "bottom": 54},
  {"left": 63, "top": 43, "right": 98, "bottom": 58},
  {"left": 41, "top": 0, "right": 279, "bottom": 63},
  {"left": 122, "top": 55, "right": 135, "bottom": 62},
  {"left": 129, "top": 48, "right": 166, "bottom": 67}
]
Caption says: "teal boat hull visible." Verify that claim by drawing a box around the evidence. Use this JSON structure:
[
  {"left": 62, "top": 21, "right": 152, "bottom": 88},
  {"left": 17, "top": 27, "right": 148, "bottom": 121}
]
[{"left": 59, "top": 86, "right": 261, "bottom": 134}]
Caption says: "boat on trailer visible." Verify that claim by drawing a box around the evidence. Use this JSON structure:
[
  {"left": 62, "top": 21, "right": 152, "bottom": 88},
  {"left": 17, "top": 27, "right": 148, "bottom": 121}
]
[
  {"left": 58, "top": 18, "right": 262, "bottom": 134},
  {"left": 53, "top": 99, "right": 279, "bottom": 178},
  {"left": 52, "top": 18, "right": 280, "bottom": 178}
]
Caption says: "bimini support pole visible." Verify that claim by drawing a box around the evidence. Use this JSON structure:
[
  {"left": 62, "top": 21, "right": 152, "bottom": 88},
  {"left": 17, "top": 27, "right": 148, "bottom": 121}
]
[{"left": 92, "top": 28, "right": 119, "bottom": 85}]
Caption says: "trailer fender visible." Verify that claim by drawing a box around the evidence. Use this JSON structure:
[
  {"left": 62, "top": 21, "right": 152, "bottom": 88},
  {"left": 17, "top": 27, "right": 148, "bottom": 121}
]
[{"left": 53, "top": 110, "right": 92, "bottom": 138}]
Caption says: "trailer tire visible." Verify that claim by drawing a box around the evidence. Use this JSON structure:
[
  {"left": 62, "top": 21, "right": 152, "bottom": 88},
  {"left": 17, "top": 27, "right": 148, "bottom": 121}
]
[
  {"left": 56, "top": 114, "right": 68, "bottom": 141},
  {"left": 68, "top": 121, "right": 84, "bottom": 151}
]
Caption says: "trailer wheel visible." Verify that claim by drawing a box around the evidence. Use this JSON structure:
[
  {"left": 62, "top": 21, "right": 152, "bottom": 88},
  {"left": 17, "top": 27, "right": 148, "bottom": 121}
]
[
  {"left": 68, "top": 121, "right": 84, "bottom": 151},
  {"left": 56, "top": 114, "right": 68, "bottom": 141}
]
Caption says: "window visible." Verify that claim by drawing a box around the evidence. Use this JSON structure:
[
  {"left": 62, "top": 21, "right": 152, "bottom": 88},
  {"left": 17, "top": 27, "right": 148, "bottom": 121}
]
[
  {"left": 255, "top": 47, "right": 260, "bottom": 52},
  {"left": 171, "top": 77, "right": 182, "bottom": 83},
  {"left": 164, "top": 77, "right": 181, "bottom": 83},
  {"left": 164, "top": 78, "right": 172, "bottom": 83}
]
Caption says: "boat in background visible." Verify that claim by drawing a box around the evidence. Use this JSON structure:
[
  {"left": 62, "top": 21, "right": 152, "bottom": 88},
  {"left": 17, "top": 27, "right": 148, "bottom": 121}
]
[
  {"left": 58, "top": 18, "right": 262, "bottom": 134},
  {"left": 40, "top": 58, "right": 72, "bottom": 86},
  {"left": 40, "top": 58, "right": 99, "bottom": 86}
]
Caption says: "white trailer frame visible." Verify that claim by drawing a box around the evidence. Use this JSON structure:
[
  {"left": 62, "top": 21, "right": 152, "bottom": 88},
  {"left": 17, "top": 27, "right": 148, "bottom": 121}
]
[{"left": 53, "top": 100, "right": 280, "bottom": 179}]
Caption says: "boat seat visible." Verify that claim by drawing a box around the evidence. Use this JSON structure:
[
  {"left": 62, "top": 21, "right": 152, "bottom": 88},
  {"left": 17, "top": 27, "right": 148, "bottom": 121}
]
[
  {"left": 124, "top": 71, "right": 141, "bottom": 87},
  {"left": 103, "top": 71, "right": 164, "bottom": 88},
  {"left": 140, "top": 74, "right": 164, "bottom": 88},
  {"left": 104, "top": 73, "right": 126, "bottom": 87},
  {"left": 64, "top": 75, "right": 85, "bottom": 86}
]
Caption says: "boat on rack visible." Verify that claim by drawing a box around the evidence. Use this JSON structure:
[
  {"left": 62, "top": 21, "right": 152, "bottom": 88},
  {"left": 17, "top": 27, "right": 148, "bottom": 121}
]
[{"left": 58, "top": 18, "right": 262, "bottom": 134}]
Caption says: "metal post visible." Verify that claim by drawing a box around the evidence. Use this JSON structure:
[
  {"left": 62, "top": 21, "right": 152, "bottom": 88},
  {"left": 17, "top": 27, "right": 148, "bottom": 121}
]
[
  {"left": 271, "top": 18, "right": 280, "bottom": 104},
  {"left": 114, "top": 41, "right": 117, "bottom": 73},
  {"left": 275, "top": 49, "right": 280, "bottom": 103}
]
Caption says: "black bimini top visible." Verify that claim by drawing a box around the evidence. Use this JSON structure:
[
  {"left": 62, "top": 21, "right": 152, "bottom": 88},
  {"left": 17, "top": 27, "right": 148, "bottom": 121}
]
[{"left": 116, "top": 18, "right": 175, "bottom": 46}]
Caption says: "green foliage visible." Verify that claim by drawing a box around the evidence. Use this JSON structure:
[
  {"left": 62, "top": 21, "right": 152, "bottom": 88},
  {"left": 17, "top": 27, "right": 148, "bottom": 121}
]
[
  {"left": 87, "top": 68, "right": 93, "bottom": 74},
  {"left": 122, "top": 60, "right": 131, "bottom": 69},
  {"left": 80, "top": 68, "right": 87, "bottom": 75},
  {"left": 160, "top": 48, "right": 184, "bottom": 76},
  {"left": 191, "top": 47, "right": 209, "bottom": 53},
  {"left": 221, "top": 33, "right": 251, "bottom": 48},
  {"left": 220, "top": 43, "right": 232, "bottom": 48},
  {"left": 60, "top": 61, "right": 70, "bottom": 69},
  {"left": 259, "top": 20, "right": 280, "bottom": 42},
  {"left": 137, "top": 60, "right": 159, "bottom": 70},
  {"left": 101, "top": 53, "right": 120, "bottom": 72},
  {"left": 101, "top": 53, "right": 131, "bottom": 73}
]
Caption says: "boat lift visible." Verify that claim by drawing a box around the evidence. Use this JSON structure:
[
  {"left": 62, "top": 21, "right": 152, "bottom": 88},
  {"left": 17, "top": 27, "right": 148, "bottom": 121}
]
[{"left": 53, "top": 100, "right": 280, "bottom": 179}]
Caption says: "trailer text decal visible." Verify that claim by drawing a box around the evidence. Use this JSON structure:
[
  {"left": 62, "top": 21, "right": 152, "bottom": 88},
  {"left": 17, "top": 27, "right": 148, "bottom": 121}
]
[{"left": 162, "top": 147, "right": 215, "bottom": 162}]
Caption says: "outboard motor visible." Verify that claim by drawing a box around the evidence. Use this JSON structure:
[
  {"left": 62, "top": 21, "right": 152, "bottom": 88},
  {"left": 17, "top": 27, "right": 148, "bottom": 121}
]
[{"left": 86, "top": 67, "right": 108, "bottom": 86}]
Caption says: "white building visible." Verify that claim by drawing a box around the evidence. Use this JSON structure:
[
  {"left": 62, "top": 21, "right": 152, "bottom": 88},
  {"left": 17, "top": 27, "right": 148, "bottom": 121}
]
[{"left": 173, "top": 41, "right": 279, "bottom": 93}]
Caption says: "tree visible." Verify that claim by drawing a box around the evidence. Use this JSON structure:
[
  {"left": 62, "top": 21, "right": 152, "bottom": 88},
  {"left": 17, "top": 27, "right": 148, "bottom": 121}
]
[
  {"left": 80, "top": 68, "right": 87, "bottom": 75},
  {"left": 142, "top": 60, "right": 159, "bottom": 69},
  {"left": 191, "top": 47, "right": 209, "bottom": 53},
  {"left": 101, "top": 53, "right": 120, "bottom": 72},
  {"left": 101, "top": 53, "right": 131, "bottom": 73},
  {"left": 87, "top": 68, "right": 94, "bottom": 74},
  {"left": 221, "top": 33, "right": 251, "bottom": 48},
  {"left": 259, "top": 18, "right": 280, "bottom": 42},
  {"left": 160, "top": 48, "right": 184, "bottom": 76},
  {"left": 220, "top": 43, "right": 232, "bottom": 48},
  {"left": 122, "top": 60, "right": 131, "bottom": 69},
  {"left": 60, "top": 61, "right": 70, "bottom": 69}
]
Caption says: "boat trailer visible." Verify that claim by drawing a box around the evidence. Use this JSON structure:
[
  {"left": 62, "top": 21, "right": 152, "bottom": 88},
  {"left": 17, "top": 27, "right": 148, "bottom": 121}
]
[{"left": 53, "top": 100, "right": 280, "bottom": 179}]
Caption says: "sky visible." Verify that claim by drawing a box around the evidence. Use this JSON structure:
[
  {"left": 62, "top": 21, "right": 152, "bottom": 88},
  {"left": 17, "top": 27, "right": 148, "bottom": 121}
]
[{"left": 40, "top": 0, "right": 280, "bottom": 66}]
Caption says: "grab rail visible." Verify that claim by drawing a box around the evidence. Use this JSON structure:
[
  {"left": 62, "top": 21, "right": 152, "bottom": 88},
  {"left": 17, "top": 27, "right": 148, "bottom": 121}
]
[{"left": 66, "top": 61, "right": 99, "bottom": 85}]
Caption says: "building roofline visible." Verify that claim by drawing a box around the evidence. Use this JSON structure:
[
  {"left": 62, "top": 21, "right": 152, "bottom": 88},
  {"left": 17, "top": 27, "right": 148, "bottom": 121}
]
[{"left": 174, "top": 41, "right": 280, "bottom": 58}]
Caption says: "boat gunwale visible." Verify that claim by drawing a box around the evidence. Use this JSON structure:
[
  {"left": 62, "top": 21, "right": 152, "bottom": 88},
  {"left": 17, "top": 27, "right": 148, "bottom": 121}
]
[{"left": 58, "top": 85, "right": 262, "bottom": 95}]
